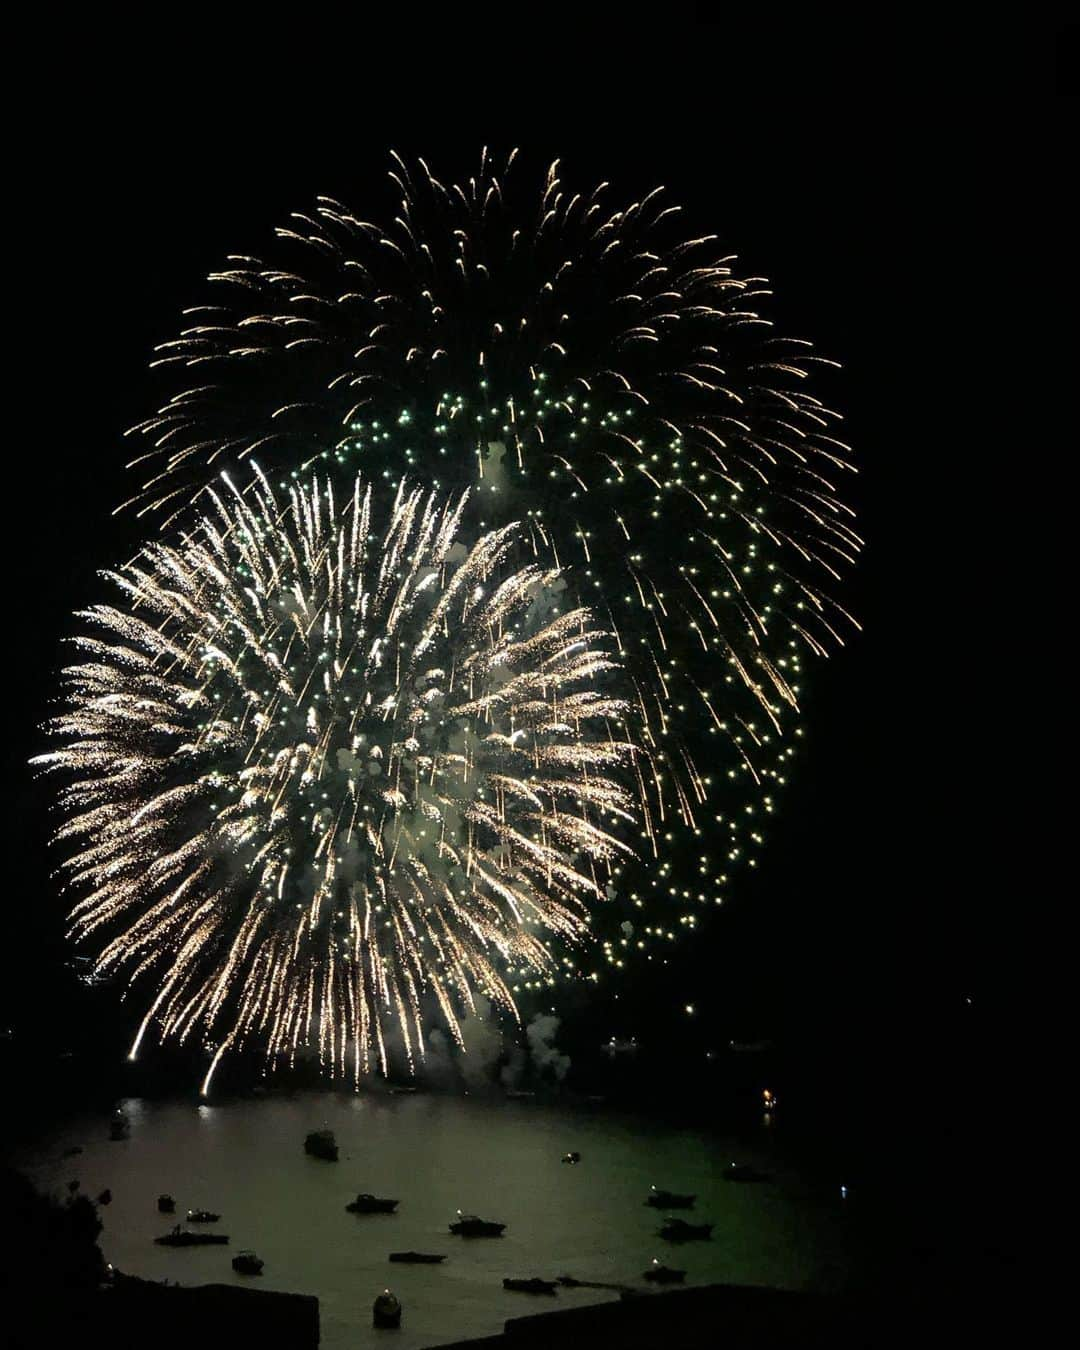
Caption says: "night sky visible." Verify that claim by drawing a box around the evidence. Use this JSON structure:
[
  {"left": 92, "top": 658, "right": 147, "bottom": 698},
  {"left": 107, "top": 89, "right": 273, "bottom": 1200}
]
[{"left": 4, "top": 19, "right": 1042, "bottom": 1210}]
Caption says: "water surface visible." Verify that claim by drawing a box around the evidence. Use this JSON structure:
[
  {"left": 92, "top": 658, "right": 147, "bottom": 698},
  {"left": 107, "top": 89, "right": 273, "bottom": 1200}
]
[{"left": 22, "top": 1092, "right": 851, "bottom": 1348}]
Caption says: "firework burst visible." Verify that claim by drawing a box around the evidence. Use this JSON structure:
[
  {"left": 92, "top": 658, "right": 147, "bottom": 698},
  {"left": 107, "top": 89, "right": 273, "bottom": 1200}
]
[
  {"left": 35, "top": 470, "right": 643, "bottom": 1088},
  {"left": 122, "top": 149, "right": 860, "bottom": 943}
]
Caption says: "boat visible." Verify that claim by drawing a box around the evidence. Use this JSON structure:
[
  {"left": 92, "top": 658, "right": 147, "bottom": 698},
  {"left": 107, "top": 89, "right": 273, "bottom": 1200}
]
[
  {"left": 373, "top": 1290, "right": 401, "bottom": 1329},
  {"left": 561, "top": 1151, "right": 581, "bottom": 1164},
  {"left": 646, "top": 1187, "right": 695, "bottom": 1209},
  {"left": 304, "top": 1129, "right": 339, "bottom": 1161},
  {"left": 109, "top": 1114, "right": 130, "bottom": 1141},
  {"left": 723, "top": 1163, "right": 770, "bottom": 1183},
  {"left": 389, "top": 1251, "right": 446, "bottom": 1264},
  {"left": 449, "top": 1213, "right": 506, "bottom": 1237},
  {"left": 503, "top": 1277, "right": 557, "bottom": 1295},
  {"left": 388, "top": 1085, "right": 418, "bottom": 1095},
  {"left": 157, "top": 1194, "right": 176, "bottom": 1213},
  {"left": 603, "top": 1036, "right": 639, "bottom": 1057},
  {"left": 186, "top": 1209, "right": 221, "bottom": 1223},
  {"left": 643, "top": 1262, "right": 685, "bottom": 1284},
  {"left": 97, "top": 1189, "right": 112, "bottom": 1206},
  {"left": 155, "top": 1227, "right": 229, "bottom": 1247},
  {"left": 505, "top": 1089, "right": 535, "bottom": 1100},
  {"left": 231, "top": 1250, "right": 264, "bottom": 1276},
  {"left": 659, "top": 1218, "right": 712, "bottom": 1242},
  {"left": 346, "top": 1193, "right": 399, "bottom": 1214}
]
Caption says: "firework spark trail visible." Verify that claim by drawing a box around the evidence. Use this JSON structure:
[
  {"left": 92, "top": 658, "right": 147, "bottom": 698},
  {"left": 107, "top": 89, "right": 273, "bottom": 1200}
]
[
  {"left": 35, "top": 471, "right": 645, "bottom": 1090},
  {"left": 117, "top": 150, "right": 860, "bottom": 941}
]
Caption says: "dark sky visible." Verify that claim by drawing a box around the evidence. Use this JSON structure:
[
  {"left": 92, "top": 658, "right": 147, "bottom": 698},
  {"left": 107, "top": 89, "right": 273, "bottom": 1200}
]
[{"left": 4, "top": 19, "right": 1044, "bottom": 1146}]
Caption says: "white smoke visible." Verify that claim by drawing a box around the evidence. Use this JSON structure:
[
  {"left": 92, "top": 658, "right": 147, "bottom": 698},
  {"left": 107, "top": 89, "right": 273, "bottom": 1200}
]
[
  {"left": 408, "top": 1002, "right": 572, "bottom": 1091},
  {"left": 422, "top": 997, "right": 507, "bottom": 1090},
  {"left": 525, "top": 1013, "right": 571, "bottom": 1082},
  {"left": 481, "top": 440, "right": 509, "bottom": 496}
]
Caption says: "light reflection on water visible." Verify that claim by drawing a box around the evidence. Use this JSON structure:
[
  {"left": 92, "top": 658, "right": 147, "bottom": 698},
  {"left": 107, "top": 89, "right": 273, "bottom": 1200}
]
[{"left": 22, "top": 1093, "right": 851, "bottom": 1349}]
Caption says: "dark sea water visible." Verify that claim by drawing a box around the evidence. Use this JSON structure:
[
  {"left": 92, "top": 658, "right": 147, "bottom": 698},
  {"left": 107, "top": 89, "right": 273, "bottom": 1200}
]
[{"left": 20, "top": 1092, "right": 855, "bottom": 1348}]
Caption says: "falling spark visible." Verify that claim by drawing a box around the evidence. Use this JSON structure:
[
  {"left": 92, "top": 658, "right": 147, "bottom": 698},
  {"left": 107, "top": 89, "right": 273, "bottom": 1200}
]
[
  {"left": 36, "top": 470, "right": 644, "bottom": 1088},
  {"left": 80, "top": 148, "right": 860, "bottom": 1005}
]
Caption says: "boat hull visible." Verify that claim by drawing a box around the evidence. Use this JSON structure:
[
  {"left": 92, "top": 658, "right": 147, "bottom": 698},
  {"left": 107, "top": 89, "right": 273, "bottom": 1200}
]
[
  {"left": 303, "top": 1131, "right": 339, "bottom": 1161},
  {"left": 155, "top": 1234, "right": 229, "bottom": 1247},
  {"left": 644, "top": 1268, "right": 686, "bottom": 1284},
  {"left": 646, "top": 1194, "right": 695, "bottom": 1209},
  {"left": 659, "top": 1224, "right": 713, "bottom": 1242},
  {"left": 503, "top": 1279, "right": 556, "bottom": 1295}
]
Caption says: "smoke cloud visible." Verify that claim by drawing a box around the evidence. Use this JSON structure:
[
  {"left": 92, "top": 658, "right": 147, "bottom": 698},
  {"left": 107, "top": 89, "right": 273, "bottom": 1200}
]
[{"left": 525, "top": 1013, "right": 571, "bottom": 1082}]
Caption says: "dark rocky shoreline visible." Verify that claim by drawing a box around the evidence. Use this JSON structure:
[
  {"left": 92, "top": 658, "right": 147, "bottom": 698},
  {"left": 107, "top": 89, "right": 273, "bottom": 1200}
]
[{"left": 425, "top": 1277, "right": 1000, "bottom": 1349}]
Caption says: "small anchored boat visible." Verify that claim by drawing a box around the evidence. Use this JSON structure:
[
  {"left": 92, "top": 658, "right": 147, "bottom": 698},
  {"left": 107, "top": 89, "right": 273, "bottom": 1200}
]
[
  {"left": 659, "top": 1218, "right": 713, "bottom": 1242},
  {"left": 646, "top": 1187, "right": 695, "bottom": 1209},
  {"left": 643, "top": 1261, "right": 686, "bottom": 1284},
  {"left": 557, "top": 1275, "right": 632, "bottom": 1292},
  {"left": 449, "top": 1213, "right": 505, "bottom": 1237},
  {"left": 503, "top": 1277, "right": 557, "bottom": 1295},
  {"left": 155, "top": 1226, "right": 229, "bottom": 1247},
  {"left": 186, "top": 1209, "right": 220, "bottom": 1223},
  {"left": 346, "top": 1193, "right": 399, "bottom": 1214},
  {"left": 373, "top": 1290, "right": 401, "bottom": 1328},
  {"left": 109, "top": 1113, "right": 130, "bottom": 1141},
  {"left": 157, "top": 1194, "right": 176, "bottom": 1214},
  {"left": 723, "top": 1163, "right": 770, "bottom": 1183},
  {"left": 561, "top": 1151, "right": 581, "bottom": 1164},
  {"left": 304, "top": 1130, "right": 339, "bottom": 1161},
  {"left": 389, "top": 1251, "right": 446, "bottom": 1264},
  {"left": 232, "top": 1250, "right": 264, "bottom": 1276}
]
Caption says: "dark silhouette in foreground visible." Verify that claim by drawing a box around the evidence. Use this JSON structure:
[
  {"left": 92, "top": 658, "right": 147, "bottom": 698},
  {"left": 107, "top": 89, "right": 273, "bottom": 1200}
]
[{"left": 3, "top": 1168, "right": 317, "bottom": 1348}]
